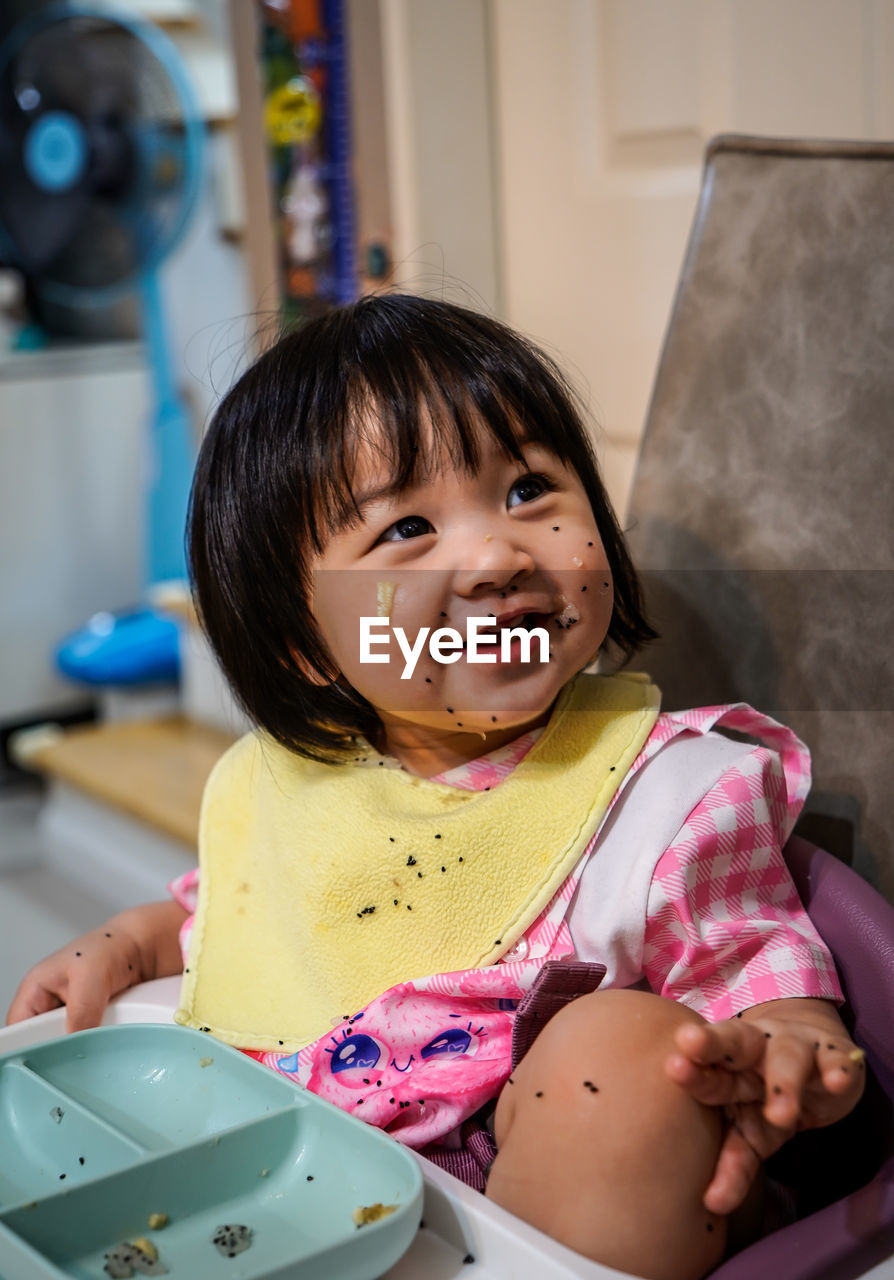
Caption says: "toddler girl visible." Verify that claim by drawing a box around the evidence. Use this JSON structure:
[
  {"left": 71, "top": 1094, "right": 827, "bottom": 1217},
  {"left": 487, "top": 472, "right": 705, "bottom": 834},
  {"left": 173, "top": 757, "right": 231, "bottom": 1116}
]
[{"left": 9, "top": 295, "right": 864, "bottom": 1280}]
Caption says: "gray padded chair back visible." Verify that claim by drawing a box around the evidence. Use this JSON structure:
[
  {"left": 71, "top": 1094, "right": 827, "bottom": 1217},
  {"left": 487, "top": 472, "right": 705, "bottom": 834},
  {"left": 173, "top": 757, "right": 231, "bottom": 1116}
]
[{"left": 625, "top": 135, "right": 894, "bottom": 899}]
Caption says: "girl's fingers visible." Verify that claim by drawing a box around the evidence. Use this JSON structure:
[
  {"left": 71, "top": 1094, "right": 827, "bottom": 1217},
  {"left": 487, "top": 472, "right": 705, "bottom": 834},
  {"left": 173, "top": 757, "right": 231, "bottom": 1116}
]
[
  {"left": 702, "top": 1122, "right": 763, "bottom": 1216},
  {"left": 6, "top": 980, "right": 64, "bottom": 1025},
  {"left": 675, "top": 1016, "right": 766, "bottom": 1069},
  {"left": 761, "top": 1032, "right": 816, "bottom": 1128},
  {"left": 816, "top": 1038, "right": 866, "bottom": 1094}
]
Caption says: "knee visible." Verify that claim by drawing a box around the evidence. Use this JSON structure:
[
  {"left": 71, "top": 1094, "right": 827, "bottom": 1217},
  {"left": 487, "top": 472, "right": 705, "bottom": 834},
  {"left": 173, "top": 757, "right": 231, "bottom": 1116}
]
[
  {"left": 487, "top": 989, "right": 726, "bottom": 1279},
  {"left": 495, "top": 988, "right": 705, "bottom": 1141}
]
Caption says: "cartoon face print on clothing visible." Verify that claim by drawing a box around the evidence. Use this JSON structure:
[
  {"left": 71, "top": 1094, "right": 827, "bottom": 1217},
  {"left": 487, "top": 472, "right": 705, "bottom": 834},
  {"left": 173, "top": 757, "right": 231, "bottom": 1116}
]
[
  {"left": 309, "top": 423, "right": 614, "bottom": 775},
  {"left": 304, "top": 983, "right": 515, "bottom": 1142}
]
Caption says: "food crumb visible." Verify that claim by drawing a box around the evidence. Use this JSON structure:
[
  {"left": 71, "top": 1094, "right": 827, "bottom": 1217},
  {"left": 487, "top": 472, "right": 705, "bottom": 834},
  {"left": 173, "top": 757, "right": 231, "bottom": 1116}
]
[
  {"left": 259, "top": 1167, "right": 271, "bottom": 1177},
  {"left": 103, "top": 1241, "right": 168, "bottom": 1277},
  {"left": 353, "top": 1203, "right": 398, "bottom": 1228},
  {"left": 147, "top": 1214, "right": 168, "bottom": 1230},
  {"left": 199, "top": 1057, "right": 214, "bottom": 1068},
  {"left": 212, "top": 1225, "right": 253, "bottom": 1258},
  {"left": 462, "top": 1254, "right": 476, "bottom": 1264},
  {"left": 50, "top": 1106, "right": 64, "bottom": 1123}
]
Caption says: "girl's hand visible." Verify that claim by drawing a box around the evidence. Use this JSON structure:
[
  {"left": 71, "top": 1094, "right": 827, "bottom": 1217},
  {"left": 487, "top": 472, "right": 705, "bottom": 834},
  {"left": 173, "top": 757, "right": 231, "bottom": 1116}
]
[
  {"left": 665, "top": 997, "right": 865, "bottom": 1216},
  {"left": 6, "top": 899, "right": 188, "bottom": 1033}
]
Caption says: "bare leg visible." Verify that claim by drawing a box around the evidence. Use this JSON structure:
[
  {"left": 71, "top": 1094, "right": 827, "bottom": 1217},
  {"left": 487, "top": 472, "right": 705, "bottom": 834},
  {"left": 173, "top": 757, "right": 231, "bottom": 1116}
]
[{"left": 486, "top": 989, "right": 727, "bottom": 1280}]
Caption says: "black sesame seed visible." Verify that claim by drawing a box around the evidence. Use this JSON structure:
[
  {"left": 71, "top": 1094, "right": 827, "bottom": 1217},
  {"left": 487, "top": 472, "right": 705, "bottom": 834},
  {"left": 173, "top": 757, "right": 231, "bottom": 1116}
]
[
  {"left": 407, "top": 855, "right": 417, "bottom": 865},
  {"left": 495, "top": 939, "right": 502, "bottom": 945},
  {"left": 535, "top": 1091, "right": 543, "bottom": 1098},
  {"left": 417, "top": 871, "right": 423, "bottom": 878},
  {"left": 509, "top": 584, "right": 517, "bottom": 590},
  {"left": 407, "top": 904, "right": 412, "bottom": 910},
  {"left": 307, "top": 1175, "right": 314, "bottom": 1181},
  {"left": 435, "top": 833, "right": 441, "bottom": 839},
  {"left": 440, "top": 612, "right": 447, "bottom": 618},
  {"left": 104, "top": 932, "right": 112, "bottom": 938},
  {"left": 394, "top": 899, "right": 399, "bottom": 905},
  {"left": 491, "top": 716, "right": 497, "bottom": 722},
  {"left": 457, "top": 723, "right": 463, "bottom": 727},
  {"left": 458, "top": 856, "right": 464, "bottom": 862},
  {"left": 75, "top": 951, "right": 81, "bottom": 957},
  {"left": 425, "top": 677, "right": 432, "bottom": 683},
  {"left": 552, "top": 526, "right": 559, "bottom": 531},
  {"left": 441, "top": 866, "right": 446, "bottom": 872},
  {"left": 79, "top": 1156, "right": 85, "bottom": 1164},
  {"left": 59, "top": 1174, "right": 66, "bottom": 1180},
  {"left": 581, "top": 586, "right": 587, "bottom": 592},
  {"left": 587, "top": 541, "right": 593, "bottom": 546},
  {"left": 463, "top": 1255, "right": 476, "bottom": 1265},
  {"left": 446, "top": 707, "right": 454, "bottom": 714}
]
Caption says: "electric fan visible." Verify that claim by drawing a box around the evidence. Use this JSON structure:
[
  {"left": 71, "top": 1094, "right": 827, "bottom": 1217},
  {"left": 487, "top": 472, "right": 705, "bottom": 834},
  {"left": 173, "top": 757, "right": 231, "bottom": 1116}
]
[{"left": 0, "top": 2, "right": 204, "bottom": 587}]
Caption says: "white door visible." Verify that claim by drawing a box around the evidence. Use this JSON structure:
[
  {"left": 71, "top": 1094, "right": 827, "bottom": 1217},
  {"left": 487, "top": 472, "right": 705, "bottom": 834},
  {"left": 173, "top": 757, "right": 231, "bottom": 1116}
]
[{"left": 490, "top": 0, "right": 894, "bottom": 515}]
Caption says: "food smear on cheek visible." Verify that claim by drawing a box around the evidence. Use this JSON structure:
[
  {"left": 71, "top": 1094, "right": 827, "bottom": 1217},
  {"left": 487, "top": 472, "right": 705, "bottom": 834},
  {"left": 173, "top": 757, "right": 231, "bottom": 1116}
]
[
  {"left": 555, "top": 599, "right": 581, "bottom": 630},
  {"left": 376, "top": 581, "right": 397, "bottom": 618}
]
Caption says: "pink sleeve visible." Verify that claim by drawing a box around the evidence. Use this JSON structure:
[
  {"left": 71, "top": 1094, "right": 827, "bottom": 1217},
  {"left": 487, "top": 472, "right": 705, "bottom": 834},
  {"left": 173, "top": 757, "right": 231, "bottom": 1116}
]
[
  {"left": 642, "top": 747, "right": 843, "bottom": 1022},
  {"left": 168, "top": 867, "right": 199, "bottom": 967}
]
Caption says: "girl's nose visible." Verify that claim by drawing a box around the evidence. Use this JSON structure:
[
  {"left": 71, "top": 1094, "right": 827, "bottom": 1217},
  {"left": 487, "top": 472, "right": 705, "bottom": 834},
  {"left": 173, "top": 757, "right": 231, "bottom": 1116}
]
[{"left": 452, "top": 529, "right": 535, "bottom": 597}]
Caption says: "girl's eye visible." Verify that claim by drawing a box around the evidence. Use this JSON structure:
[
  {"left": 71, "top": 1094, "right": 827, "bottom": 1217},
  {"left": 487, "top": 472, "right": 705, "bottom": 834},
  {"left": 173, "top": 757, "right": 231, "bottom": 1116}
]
[
  {"left": 378, "top": 515, "right": 434, "bottom": 543},
  {"left": 508, "top": 473, "right": 554, "bottom": 507}
]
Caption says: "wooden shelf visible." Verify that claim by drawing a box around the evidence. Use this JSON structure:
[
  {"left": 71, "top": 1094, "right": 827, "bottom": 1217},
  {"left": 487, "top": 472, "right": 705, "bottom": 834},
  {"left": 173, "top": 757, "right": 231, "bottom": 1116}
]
[{"left": 24, "top": 717, "right": 235, "bottom": 850}]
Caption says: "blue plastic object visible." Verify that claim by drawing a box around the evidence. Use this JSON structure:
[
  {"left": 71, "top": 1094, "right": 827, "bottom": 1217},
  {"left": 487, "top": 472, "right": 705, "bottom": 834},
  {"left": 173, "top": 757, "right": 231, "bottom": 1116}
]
[
  {"left": 55, "top": 609, "right": 180, "bottom": 686},
  {"left": 0, "top": 1023, "right": 423, "bottom": 1279},
  {"left": 23, "top": 111, "right": 88, "bottom": 193}
]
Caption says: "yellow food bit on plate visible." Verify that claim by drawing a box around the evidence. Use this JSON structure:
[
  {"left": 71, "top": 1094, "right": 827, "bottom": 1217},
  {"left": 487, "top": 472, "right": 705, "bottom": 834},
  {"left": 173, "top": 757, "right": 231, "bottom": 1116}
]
[
  {"left": 147, "top": 1214, "right": 168, "bottom": 1230},
  {"left": 353, "top": 1203, "right": 398, "bottom": 1228},
  {"left": 199, "top": 1058, "right": 214, "bottom": 1068}
]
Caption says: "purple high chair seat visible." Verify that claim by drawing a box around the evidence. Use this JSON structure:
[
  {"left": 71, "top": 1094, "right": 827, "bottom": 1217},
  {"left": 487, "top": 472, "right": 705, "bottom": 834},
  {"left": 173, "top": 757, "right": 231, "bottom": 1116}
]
[{"left": 710, "top": 837, "right": 894, "bottom": 1279}]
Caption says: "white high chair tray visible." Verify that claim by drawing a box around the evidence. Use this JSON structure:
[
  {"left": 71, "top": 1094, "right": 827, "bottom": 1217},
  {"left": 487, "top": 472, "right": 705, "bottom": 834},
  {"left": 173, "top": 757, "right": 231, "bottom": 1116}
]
[{"left": 0, "top": 980, "right": 625, "bottom": 1280}]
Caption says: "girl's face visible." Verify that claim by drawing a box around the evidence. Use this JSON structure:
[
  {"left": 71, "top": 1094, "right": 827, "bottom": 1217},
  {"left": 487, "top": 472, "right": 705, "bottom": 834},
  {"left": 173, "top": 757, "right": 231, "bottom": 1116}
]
[{"left": 309, "top": 423, "right": 614, "bottom": 775}]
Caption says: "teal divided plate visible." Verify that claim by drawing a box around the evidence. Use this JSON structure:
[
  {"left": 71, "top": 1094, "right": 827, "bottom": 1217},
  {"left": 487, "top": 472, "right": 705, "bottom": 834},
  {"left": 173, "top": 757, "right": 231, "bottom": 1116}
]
[{"left": 0, "top": 1024, "right": 423, "bottom": 1280}]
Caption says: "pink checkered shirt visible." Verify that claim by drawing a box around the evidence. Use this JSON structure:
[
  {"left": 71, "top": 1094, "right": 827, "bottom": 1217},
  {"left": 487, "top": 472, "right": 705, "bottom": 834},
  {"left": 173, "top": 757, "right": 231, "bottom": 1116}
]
[{"left": 170, "top": 703, "right": 841, "bottom": 1027}]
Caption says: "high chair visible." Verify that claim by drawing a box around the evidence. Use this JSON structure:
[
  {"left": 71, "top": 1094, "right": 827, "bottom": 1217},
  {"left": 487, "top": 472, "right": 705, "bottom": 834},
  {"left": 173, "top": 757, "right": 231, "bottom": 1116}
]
[{"left": 625, "top": 134, "right": 894, "bottom": 1277}]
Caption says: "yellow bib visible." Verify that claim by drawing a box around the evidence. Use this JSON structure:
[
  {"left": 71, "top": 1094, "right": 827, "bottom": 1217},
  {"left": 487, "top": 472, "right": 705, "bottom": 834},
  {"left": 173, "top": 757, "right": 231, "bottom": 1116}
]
[{"left": 175, "top": 672, "right": 659, "bottom": 1050}]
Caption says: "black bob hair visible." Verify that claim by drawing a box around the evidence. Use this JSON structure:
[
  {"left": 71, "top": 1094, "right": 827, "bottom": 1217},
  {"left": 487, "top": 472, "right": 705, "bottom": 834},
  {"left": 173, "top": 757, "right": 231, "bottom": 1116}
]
[{"left": 188, "top": 293, "right": 656, "bottom": 762}]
